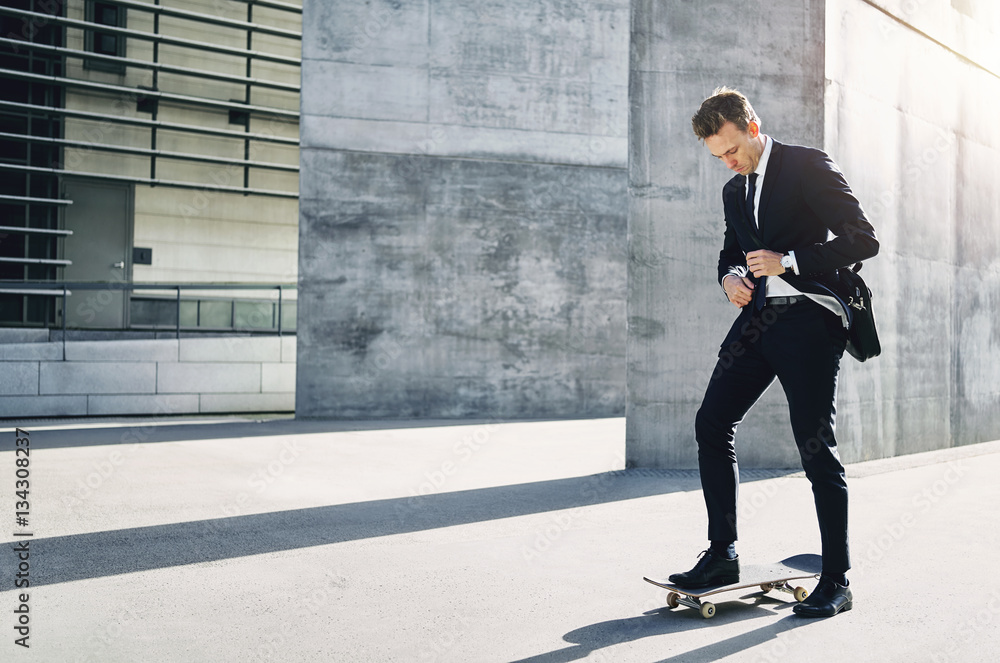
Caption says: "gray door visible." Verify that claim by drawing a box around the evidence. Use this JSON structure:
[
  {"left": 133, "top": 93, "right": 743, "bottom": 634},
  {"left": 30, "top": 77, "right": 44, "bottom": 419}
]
[{"left": 62, "top": 178, "right": 133, "bottom": 329}]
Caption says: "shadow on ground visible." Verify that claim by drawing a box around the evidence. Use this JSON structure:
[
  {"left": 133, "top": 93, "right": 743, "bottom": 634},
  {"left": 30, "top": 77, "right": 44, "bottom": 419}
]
[
  {"left": 3, "top": 469, "right": 712, "bottom": 589},
  {"left": 514, "top": 600, "right": 817, "bottom": 663}
]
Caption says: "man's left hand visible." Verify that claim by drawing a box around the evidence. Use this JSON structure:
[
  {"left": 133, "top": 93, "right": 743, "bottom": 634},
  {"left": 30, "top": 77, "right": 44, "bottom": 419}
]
[{"left": 746, "top": 249, "right": 786, "bottom": 278}]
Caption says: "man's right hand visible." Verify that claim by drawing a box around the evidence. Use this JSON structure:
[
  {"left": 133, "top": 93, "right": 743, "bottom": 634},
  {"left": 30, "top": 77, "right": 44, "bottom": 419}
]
[{"left": 722, "top": 274, "right": 755, "bottom": 308}]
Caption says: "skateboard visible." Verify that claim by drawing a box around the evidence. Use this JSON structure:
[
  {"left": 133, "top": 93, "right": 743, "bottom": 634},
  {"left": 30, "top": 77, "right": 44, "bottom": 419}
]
[{"left": 644, "top": 553, "right": 822, "bottom": 619}]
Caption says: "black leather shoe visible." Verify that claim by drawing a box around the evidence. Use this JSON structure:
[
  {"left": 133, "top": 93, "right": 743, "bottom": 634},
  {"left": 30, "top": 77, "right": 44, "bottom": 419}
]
[
  {"left": 668, "top": 549, "right": 740, "bottom": 588},
  {"left": 793, "top": 577, "right": 853, "bottom": 617}
]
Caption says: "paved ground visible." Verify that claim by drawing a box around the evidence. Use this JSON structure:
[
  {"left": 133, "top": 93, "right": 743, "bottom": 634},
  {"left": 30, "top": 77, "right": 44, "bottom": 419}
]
[{"left": 1, "top": 415, "right": 998, "bottom": 662}]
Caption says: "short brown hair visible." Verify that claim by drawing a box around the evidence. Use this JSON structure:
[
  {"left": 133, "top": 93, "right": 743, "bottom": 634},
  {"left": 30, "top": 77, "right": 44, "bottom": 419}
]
[{"left": 691, "top": 87, "right": 760, "bottom": 140}]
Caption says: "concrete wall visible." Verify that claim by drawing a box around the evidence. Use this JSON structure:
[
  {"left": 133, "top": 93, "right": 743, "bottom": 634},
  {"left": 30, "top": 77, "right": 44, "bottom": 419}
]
[
  {"left": 626, "top": 0, "right": 1000, "bottom": 467},
  {"left": 0, "top": 329, "right": 294, "bottom": 417},
  {"left": 825, "top": 0, "right": 1000, "bottom": 459},
  {"left": 296, "top": 0, "right": 630, "bottom": 418}
]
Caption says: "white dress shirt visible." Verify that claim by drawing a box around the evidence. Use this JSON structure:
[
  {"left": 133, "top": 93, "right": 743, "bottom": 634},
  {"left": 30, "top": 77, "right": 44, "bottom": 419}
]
[{"left": 748, "top": 136, "right": 847, "bottom": 326}]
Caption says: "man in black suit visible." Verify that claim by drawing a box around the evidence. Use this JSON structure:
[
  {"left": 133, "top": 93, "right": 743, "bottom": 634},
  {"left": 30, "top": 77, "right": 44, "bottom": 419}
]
[{"left": 666, "top": 88, "right": 878, "bottom": 618}]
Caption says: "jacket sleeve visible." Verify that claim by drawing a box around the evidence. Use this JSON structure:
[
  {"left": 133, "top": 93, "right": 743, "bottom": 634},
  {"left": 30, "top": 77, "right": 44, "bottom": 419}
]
[
  {"left": 793, "top": 150, "right": 879, "bottom": 275},
  {"left": 795, "top": 150, "right": 879, "bottom": 276},
  {"left": 717, "top": 189, "right": 749, "bottom": 291}
]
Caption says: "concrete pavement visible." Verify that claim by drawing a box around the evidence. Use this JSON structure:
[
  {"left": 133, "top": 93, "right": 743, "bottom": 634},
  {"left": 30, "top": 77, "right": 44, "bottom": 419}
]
[{"left": 1, "top": 416, "right": 998, "bottom": 662}]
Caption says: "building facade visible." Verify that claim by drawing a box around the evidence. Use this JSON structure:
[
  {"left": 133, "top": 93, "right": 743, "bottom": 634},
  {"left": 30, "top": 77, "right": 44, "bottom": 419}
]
[
  {"left": 0, "top": 0, "right": 300, "bottom": 332},
  {"left": 0, "top": 0, "right": 301, "bottom": 417}
]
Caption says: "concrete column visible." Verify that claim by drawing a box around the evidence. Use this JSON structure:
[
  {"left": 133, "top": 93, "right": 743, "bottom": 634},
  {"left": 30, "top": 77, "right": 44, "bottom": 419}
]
[{"left": 626, "top": 0, "right": 826, "bottom": 467}]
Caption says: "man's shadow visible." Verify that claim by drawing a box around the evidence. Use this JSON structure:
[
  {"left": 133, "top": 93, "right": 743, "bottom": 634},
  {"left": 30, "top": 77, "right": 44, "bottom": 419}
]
[{"left": 512, "top": 593, "right": 817, "bottom": 663}]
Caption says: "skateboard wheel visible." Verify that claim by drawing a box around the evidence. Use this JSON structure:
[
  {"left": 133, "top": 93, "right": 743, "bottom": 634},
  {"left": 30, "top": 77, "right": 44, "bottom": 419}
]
[
  {"left": 794, "top": 586, "right": 809, "bottom": 602},
  {"left": 700, "top": 602, "right": 716, "bottom": 619},
  {"left": 666, "top": 592, "right": 680, "bottom": 609},
  {"left": 759, "top": 583, "right": 774, "bottom": 593}
]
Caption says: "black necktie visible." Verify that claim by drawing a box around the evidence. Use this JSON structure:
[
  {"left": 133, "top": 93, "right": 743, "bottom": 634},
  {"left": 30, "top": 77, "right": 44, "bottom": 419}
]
[
  {"left": 745, "top": 173, "right": 758, "bottom": 228},
  {"left": 746, "top": 173, "right": 766, "bottom": 309}
]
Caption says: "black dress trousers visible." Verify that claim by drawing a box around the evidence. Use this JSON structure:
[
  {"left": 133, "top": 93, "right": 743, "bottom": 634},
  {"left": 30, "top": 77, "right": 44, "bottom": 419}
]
[{"left": 694, "top": 298, "right": 851, "bottom": 575}]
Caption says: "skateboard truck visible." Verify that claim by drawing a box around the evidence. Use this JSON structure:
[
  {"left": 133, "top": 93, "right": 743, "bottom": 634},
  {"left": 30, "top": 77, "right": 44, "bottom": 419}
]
[{"left": 664, "top": 581, "right": 810, "bottom": 619}]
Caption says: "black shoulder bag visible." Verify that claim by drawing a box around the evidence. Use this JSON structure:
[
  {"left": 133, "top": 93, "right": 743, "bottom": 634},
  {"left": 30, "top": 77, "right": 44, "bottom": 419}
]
[
  {"left": 740, "top": 231, "right": 881, "bottom": 362},
  {"left": 835, "top": 262, "right": 881, "bottom": 362}
]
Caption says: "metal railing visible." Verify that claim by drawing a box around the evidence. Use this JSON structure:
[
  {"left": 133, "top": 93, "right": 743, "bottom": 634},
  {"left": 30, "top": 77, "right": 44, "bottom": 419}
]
[
  {"left": 0, "top": 6, "right": 302, "bottom": 65},
  {"left": 0, "top": 281, "right": 297, "bottom": 338}
]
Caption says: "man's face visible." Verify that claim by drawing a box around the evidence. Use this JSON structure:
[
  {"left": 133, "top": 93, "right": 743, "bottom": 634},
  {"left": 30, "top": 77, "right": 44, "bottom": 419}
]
[{"left": 705, "top": 121, "right": 763, "bottom": 175}]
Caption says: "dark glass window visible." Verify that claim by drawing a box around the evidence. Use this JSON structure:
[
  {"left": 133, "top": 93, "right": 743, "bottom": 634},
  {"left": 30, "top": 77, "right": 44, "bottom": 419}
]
[{"left": 85, "top": 1, "right": 127, "bottom": 72}]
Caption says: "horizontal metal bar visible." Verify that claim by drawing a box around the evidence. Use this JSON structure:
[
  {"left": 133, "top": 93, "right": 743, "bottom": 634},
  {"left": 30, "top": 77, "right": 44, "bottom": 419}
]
[
  {"left": 126, "top": 324, "right": 293, "bottom": 334},
  {"left": 0, "top": 132, "right": 299, "bottom": 172},
  {"left": 227, "top": 0, "right": 303, "bottom": 14},
  {"left": 0, "top": 289, "right": 72, "bottom": 296},
  {"left": 2, "top": 70, "right": 299, "bottom": 120},
  {"left": 100, "top": 0, "right": 301, "bottom": 40},
  {"left": 0, "top": 257, "right": 72, "bottom": 266},
  {"left": 0, "top": 225, "right": 73, "bottom": 236},
  {"left": 6, "top": 282, "right": 296, "bottom": 291},
  {"left": 135, "top": 297, "right": 292, "bottom": 304},
  {"left": 0, "top": 100, "right": 299, "bottom": 146},
  {"left": 0, "top": 7, "right": 301, "bottom": 67},
  {"left": 0, "top": 163, "right": 298, "bottom": 199},
  {"left": 0, "top": 195, "right": 73, "bottom": 206},
  {"left": 0, "top": 38, "right": 299, "bottom": 93}
]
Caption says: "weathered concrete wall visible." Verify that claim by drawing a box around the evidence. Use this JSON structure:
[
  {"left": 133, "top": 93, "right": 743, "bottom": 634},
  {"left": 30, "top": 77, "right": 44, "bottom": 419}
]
[
  {"left": 627, "top": 0, "right": 827, "bottom": 468},
  {"left": 627, "top": 0, "right": 1000, "bottom": 467},
  {"left": 825, "top": 0, "right": 1000, "bottom": 459},
  {"left": 296, "top": 1, "right": 630, "bottom": 418}
]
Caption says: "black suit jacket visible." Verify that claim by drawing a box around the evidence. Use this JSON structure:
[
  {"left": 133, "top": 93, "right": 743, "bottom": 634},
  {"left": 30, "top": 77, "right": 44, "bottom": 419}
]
[{"left": 717, "top": 139, "right": 879, "bottom": 308}]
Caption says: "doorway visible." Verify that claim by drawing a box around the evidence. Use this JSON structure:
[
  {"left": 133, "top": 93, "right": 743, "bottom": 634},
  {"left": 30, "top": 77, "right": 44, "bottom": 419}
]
[{"left": 61, "top": 178, "right": 133, "bottom": 329}]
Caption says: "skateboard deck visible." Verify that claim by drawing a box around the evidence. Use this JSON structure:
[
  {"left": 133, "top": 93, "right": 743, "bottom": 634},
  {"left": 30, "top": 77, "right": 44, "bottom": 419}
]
[{"left": 644, "top": 553, "right": 822, "bottom": 618}]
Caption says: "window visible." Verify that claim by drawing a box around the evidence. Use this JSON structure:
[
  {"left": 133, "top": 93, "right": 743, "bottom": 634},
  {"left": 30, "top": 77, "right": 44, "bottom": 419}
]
[{"left": 84, "top": 1, "right": 127, "bottom": 73}]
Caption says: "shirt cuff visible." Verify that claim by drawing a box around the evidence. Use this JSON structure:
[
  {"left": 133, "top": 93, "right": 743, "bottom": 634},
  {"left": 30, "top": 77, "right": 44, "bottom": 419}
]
[
  {"left": 721, "top": 271, "right": 741, "bottom": 291},
  {"left": 787, "top": 251, "right": 801, "bottom": 276}
]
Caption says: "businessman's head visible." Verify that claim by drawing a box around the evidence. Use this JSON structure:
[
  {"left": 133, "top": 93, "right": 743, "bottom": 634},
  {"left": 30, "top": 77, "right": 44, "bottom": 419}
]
[{"left": 692, "top": 87, "right": 765, "bottom": 176}]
